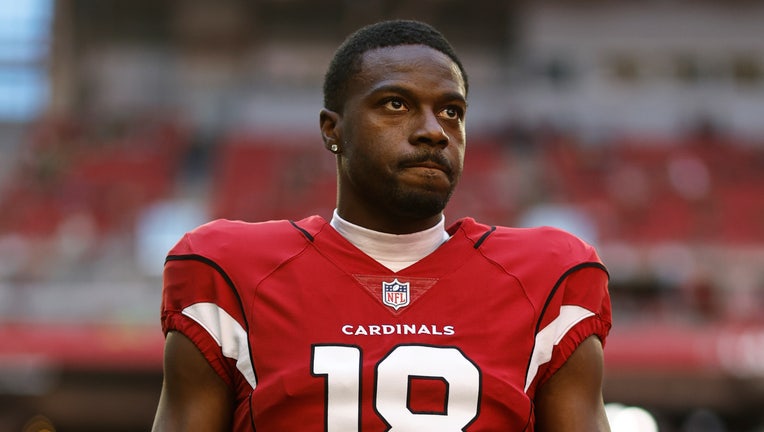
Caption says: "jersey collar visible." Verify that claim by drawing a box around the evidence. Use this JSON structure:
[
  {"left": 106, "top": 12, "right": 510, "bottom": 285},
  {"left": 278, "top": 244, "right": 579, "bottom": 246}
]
[{"left": 329, "top": 209, "right": 450, "bottom": 272}]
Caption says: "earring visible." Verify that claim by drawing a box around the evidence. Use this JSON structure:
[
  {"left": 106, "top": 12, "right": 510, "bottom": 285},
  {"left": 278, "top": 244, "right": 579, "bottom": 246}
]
[{"left": 330, "top": 143, "right": 339, "bottom": 153}]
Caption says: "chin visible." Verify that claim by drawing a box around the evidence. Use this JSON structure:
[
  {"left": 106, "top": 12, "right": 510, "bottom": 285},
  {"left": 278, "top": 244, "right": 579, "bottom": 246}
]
[{"left": 392, "top": 190, "right": 452, "bottom": 220}]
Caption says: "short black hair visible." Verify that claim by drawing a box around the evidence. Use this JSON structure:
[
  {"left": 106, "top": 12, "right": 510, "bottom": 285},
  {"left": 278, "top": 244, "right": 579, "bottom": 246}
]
[{"left": 323, "top": 19, "right": 468, "bottom": 113}]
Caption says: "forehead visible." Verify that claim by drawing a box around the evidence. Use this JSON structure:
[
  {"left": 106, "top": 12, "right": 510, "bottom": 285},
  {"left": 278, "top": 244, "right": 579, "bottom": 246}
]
[{"left": 352, "top": 44, "right": 467, "bottom": 98}]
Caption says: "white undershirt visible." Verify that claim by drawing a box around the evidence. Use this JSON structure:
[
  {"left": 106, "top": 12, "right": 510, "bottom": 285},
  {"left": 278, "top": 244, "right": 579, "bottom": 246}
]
[{"left": 329, "top": 209, "right": 450, "bottom": 272}]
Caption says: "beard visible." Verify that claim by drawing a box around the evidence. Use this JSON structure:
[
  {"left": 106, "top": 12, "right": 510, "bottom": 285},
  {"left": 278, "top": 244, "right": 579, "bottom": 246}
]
[
  {"left": 339, "top": 146, "right": 462, "bottom": 223},
  {"left": 383, "top": 177, "right": 457, "bottom": 220}
]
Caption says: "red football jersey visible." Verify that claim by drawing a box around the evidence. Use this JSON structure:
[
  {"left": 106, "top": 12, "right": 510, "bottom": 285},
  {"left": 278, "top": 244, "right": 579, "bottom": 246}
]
[{"left": 161, "top": 216, "right": 611, "bottom": 431}]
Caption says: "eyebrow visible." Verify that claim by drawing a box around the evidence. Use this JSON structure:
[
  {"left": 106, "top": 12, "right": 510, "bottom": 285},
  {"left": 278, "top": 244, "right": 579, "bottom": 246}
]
[{"left": 368, "top": 83, "right": 467, "bottom": 106}]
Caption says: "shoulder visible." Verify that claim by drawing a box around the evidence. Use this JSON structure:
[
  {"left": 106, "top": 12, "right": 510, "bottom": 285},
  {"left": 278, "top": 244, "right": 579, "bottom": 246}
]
[
  {"left": 175, "top": 218, "right": 291, "bottom": 250},
  {"left": 452, "top": 218, "right": 600, "bottom": 268},
  {"left": 161, "top": 215, "right": 329, "bottom": 313},
  {"left": 495, "top": 225, "right": 598, "bottom": 264},
  {"left": 168, "top": 216, "right": 325, "bottom": 258}
]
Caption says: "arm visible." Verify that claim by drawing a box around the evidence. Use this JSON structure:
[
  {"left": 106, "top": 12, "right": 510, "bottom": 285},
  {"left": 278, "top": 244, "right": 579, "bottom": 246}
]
[
  {"left": 152, "top": 331, "right": 234, "bottom": 432},
  {"left": 534, "top": 336, "right": 611, "bottom": 432}
]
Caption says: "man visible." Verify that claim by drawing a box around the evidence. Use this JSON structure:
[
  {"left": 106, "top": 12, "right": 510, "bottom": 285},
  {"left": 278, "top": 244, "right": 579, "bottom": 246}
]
[{"left": 152, "top": 20, "right": 612, "bottom": 431}]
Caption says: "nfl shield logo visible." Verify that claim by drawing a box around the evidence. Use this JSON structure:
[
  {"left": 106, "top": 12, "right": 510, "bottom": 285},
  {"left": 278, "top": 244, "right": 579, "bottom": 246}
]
[{"left": 382, "top": 278, "right": 410, "bottom": 310}]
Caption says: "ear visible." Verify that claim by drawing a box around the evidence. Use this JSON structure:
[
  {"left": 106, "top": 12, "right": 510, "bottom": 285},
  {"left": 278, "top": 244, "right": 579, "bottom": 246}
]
[{"left": 320, "top": 108, "right": 341, "bottom": 153}]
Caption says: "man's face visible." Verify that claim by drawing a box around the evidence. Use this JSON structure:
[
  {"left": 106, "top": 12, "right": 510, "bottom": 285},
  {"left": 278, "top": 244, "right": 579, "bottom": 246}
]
[{"left": 328, "top": 44, "right": 467, "bottom": 232}]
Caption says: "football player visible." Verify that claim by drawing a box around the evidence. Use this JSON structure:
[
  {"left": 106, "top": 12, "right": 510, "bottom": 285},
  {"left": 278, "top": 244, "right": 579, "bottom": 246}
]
[{"left": 153, "top": 19, "right": 612, "bottom": 432}]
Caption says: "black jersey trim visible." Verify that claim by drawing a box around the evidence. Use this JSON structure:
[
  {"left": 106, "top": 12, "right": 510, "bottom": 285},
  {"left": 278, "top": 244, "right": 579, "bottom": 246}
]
[
  {"left": 165, "top": 253, "right": 258, "bottom": 391},
  {"left": 524, "top": 261, "right": 608, "bottom": 391},
  {"left": 248, "top": 391, "right": 257, "bottom": 431},
  {"left": 535, "top": 262, "right": 608, "bottom": 336},
  {"left": 521, "top": 402, "right": 533, "bottom": 432},
  {"left": 166, "top": 254, "right": 239, "bottom": 300},
  {"left": 289, "top": 220, "right": 315, "bottom": 242},
  {"left": 165, "top": 253, "right": 250, "bottom": 330},
  {"left": 473, "top": 226, "right": 496, "bottom": 249}
]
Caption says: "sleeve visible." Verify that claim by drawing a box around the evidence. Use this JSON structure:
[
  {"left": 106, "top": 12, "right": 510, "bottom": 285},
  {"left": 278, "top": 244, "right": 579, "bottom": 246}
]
[
  {"left": 161, "top": 240, "right": 253, "bottom": 390},
  {"left": 530, "top": 264, "right": 612, "bottom": 392}
]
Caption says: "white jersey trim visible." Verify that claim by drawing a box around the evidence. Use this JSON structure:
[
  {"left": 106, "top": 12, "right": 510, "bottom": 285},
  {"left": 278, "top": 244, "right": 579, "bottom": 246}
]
[
  {"left": 182, "top": 302, "right": 257, "bottom": 389},
  {"left": 524, "top": 305, "right": 594, "bottom": 392}
]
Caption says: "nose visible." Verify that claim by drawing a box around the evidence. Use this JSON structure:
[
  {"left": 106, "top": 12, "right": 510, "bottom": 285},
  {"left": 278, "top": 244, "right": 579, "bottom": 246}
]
[{"left": 411, "top": 110, "right": 449, "bottom": 147}]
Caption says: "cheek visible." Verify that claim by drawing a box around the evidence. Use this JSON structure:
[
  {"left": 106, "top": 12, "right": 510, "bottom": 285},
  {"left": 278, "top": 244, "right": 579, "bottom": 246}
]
[
  {"left": 346, "top": 126, "right": 398, "bottom": 169},
  {"left": 450, "top": 145, "right": 465, "bottom": 173},
  {"left": 340, "top": 142, "right": 382, "bottom": 183}
]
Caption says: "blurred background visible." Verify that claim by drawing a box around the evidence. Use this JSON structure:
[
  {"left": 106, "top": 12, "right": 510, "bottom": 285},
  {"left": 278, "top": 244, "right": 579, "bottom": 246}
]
[{"left": 1, "top": 0, "right": 763, "bottom": 431}]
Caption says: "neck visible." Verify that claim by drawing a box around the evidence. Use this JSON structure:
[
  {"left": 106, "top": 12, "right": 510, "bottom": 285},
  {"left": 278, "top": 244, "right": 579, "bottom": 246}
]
[{"left": 335, "top": 202, "right": 445, "bottom": 234}]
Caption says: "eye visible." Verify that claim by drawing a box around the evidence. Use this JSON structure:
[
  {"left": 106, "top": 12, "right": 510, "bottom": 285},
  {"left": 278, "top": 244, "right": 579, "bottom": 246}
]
[
  {"left": 439, "top": 105, "right": 463, "bottom": 121},
  {"left": 383, "top": 98, "right": 407, "bottom": 112}
]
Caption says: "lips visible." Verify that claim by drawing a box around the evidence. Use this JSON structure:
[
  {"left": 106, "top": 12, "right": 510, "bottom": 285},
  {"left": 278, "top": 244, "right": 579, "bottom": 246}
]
[{"left": 399, "top": 153, "right": 453, "bottom": 176}]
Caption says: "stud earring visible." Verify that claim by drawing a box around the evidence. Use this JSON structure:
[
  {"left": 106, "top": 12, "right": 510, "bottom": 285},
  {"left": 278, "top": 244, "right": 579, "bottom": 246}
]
[{"left": 330, "top": 143, "right": 339, "bottom": 153}]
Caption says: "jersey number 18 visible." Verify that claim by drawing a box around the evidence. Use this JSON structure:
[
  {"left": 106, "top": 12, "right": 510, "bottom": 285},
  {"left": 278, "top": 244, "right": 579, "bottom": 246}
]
[{"left": 312, "top": 344, "right": 481, "bottom": 431}]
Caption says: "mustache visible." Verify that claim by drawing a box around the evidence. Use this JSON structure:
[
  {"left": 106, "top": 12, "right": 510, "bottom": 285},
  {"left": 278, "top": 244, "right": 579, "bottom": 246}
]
[{"left": 398, "top": 152, "right": 454, "bottom": 175}]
